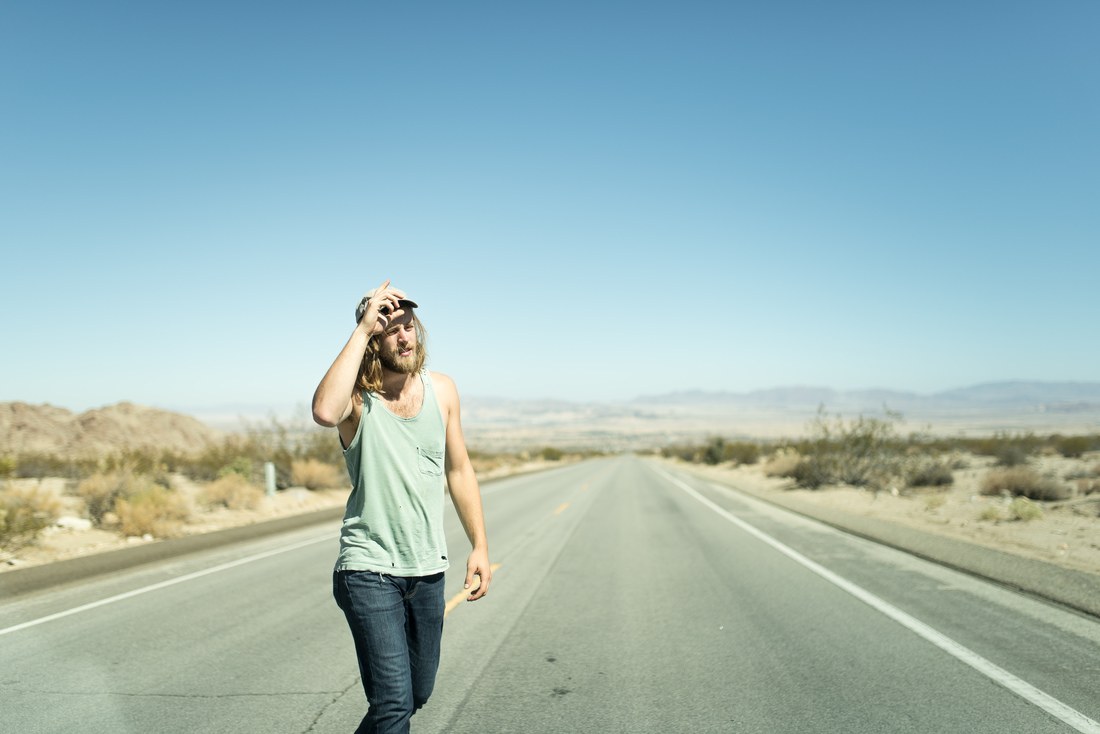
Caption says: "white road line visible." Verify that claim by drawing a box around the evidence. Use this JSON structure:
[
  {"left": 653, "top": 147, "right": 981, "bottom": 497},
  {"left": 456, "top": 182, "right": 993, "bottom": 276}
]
[
  {"left": 654, "top": 467, "right": 1100, "bottom": 734},
  {"left": 0, "top": 532, "right": 337, "bottom": 637}
]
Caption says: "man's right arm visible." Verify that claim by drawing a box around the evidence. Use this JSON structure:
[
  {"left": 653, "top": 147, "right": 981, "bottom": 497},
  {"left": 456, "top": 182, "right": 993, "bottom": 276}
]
[
  {"left": 311, "top": 325, "right": 372, "bottom": 427},
  {"left": 311, "top": 279, "right": 404, "bottom": 427}
]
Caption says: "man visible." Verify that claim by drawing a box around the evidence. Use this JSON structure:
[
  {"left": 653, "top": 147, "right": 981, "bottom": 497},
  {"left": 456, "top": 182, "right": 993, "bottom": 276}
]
[{"left": 312, "top": 279, "right": 491, "bottom": 734}]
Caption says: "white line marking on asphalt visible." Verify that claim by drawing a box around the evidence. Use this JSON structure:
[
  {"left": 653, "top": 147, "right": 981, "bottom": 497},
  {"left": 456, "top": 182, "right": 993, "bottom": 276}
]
[
  {"left": 654, "top": 467, "right": 1100, "bottom": 734},
  {"left": 0, "top": 532, "right": 337, "bottom": 637}
]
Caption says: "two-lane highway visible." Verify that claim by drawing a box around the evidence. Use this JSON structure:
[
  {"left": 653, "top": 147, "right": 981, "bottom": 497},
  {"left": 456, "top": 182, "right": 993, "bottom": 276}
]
[{"left": 3, "top": 456, "right": 1098, "bottom": 733}]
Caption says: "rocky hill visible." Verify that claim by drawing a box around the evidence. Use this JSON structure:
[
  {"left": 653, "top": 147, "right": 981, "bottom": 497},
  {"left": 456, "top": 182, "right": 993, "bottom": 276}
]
[{"left": 0, "top": 402, "right": 223, "bottom": 457}]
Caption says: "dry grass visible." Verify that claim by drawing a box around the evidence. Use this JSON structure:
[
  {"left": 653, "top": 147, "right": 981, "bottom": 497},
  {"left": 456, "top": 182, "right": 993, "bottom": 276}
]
[
  {"left": 76, "top": 471, "right": 157, "bottom": 524},
  {"left": 905, "top": 458, "right": 955, "bottom": 489},
  {"left": 0, "top": 482, "right": 63, "bottom": 549},
  {"left": 291, "top": 459, "right": 345, "bottom": 490},
  {"left": 470, "top": 454, "right": 508, "bottom": 474},
  {"left": 1065, "top": 463, "right": 1100, "bottom": 496},
  {"left": 980, "top": 467, "right": 1070, "bottom": 501},
  {"left": 923, "top": 493, "right": 948, "bottom": 511},
  {"left": 977, "top": 506, "right": 1003, "bottom": 522},
  {"left": 76, "top": 470, "right": 192, "bottom": 537},
  {"left": 763, "top": 450, "right": 801, "bottom": 478},
  {"left": 975, "top": 494, "right": 1043, "bottom": 523},
  {"left": 1074, "top": 477, "right": 1100, "bottom": 495},
  {"left": 114, "top": 486, "right": 190, "bottom": 538},
  {"left": 1009, "top": 496, "right": 1043, "bottom": 522},
  {"left": 200, "top": 474, "right": 265, "bottom": 510}
]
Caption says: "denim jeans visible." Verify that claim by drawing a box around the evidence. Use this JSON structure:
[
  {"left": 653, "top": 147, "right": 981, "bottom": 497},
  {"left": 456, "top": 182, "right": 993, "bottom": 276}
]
[{"left": 333, "top": 570, "right": 446, "bottom": 734}]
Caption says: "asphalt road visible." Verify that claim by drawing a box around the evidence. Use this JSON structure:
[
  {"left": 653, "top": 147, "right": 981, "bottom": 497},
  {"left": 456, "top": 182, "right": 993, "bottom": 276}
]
[{"left": 2, "top": 456, "right": 1098, "bottom": 733}]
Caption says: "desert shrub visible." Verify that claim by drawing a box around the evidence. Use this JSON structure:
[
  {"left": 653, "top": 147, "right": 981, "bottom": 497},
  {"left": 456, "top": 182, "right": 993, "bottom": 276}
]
[
  {"left": 1064, "top": 462, "right": 1100, "bottom": 480},
  {"left": 905, "top": 459, "right": 955, "bottom": 488},
  {"left": 723, "top": 441, "right": 761, "bottom": 465},
  {"left": 0, "top": 456, "right": 15, "bottom": 477},
  {"left": 186, "top": 436, "right": 260, "bottom": 482},
  {"left": 77, "top": 470, "right": 162, "bottom": 525},
  {"left": 763, "top": 450, "right": 801, "bottom": 478},
  {"left": 701, "top": 437, "right": 726, "bottom": 465},
  {"left": 978, "top": 506, "right": 1003, "bottom": 522},
  {"left": 291, "top": 459, "right": 344, "bottom": 490},
  {"left": 965, "top": 432, "right": 1042, "bottom": 467},
  {"left": 200, "top": 474, "right": 265, "bottom": 510},
  {"left": 786, "top": 410, "right": 906, "bottom": 490},
  {"left": 10, "top": 448, "right": 200, "bottom": 482},
  {"left": 1054, "top": 435, "right": 1094, "bottom": 459},
  {"left": 995, "top": 445, "right": 1031, "bottom": 467},
  {"left": 1064, "top": 462, "right": 1100, "bottom": 496},
  {"left": 661, "top": 444, "right": 698, "bottom": 462},
  {"left": 468, "top": 450, "right": 507, "bottom": 475},
  {"left": 923, "top": 493, "right": 947, "bottom": 511},
  {"left": 700, "top": 437, "right": 760, "bottom": 466},
  {"left": 1009, "top": 496, "right": 1043, "bottom": 522},
  {"left": 539, "top": 447, "right": 564, "bottom": 461},
  {"left": 114, "top": 486, "right": 190, "bottom": 537},
  {"left": 980, "top": 467, "right": 1069, "bottom": 502},
  {"left": 297, "top": 427, "right": 345, "bottom": 466},
  {"left": 1071, "top": 476, "right": 1100, "bottom": 495},
  {"left": 0, "top": 483, "right": 63, "bottom": 549},
  {"left": 178, "top": 416, "right": 345, "bottom": 488},
  {"left": 218, "top": 457, "right": 255, "bottom": 481},
  {"left": 240, "top": 418, "right": 297, "bottom": 487},
  {"left": 100, "top": 449, "right": 176, "bottom": 479},
  {"left": 944, "top": 452, "right": 971, "bottom": 470},
  {"left": 787, "top": 457, "right": 835, "bottom": 489},
  {"left": 10, "top": 452, "right": 96, "bottom": 480},
  {"left": 660, "top": 437, "right": 761, "bottom": 466}
]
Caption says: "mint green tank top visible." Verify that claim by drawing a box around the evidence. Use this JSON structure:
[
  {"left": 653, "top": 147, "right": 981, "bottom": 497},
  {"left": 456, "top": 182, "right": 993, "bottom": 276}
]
[{"left": 336, "top": 370, "right": 450, "bottom": 576}]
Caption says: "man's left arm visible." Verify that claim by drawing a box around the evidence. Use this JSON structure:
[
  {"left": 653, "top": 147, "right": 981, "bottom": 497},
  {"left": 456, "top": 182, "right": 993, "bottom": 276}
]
[{"left": 437, "top": 373, "right": 491, "bottom": 602}]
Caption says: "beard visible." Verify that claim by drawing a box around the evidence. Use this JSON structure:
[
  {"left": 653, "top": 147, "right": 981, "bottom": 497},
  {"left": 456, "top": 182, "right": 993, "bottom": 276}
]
[{"left": 379, "top": 344, "right": 419, "bottom": 374}]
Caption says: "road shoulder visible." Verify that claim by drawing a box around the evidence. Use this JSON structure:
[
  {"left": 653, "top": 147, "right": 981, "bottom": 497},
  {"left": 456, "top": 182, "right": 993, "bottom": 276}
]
[{"left": 664, "top": 459, "right": 1100, "bottom": 619}]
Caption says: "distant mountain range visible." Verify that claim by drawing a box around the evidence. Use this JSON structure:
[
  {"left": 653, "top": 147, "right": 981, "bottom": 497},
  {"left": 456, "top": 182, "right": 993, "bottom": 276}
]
[
  {"left": 461, "top": 381, "right": 1100, "bottom": 450},
  {"left": 6, "top": 382, "right": 1098, "bottom": 457},
  {"left": 630, "top": 381, "right": 1100, "bottom": 412}
]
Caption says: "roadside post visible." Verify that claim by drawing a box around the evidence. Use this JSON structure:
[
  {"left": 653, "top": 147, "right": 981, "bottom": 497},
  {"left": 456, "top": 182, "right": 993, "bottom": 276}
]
[{"left": 264, "top": 461, "right": 276, "bottom": 497}]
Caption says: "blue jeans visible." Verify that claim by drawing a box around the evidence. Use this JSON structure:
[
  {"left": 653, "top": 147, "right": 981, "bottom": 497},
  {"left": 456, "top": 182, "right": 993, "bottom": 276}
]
[{"left": 333, "top": 570, "right": 446, "bottom": 734}]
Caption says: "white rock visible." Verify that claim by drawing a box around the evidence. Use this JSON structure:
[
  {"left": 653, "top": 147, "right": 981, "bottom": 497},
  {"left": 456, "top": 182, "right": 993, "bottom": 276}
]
[{"left": 55, "top": 516, "right": 93, "bottom": 531}]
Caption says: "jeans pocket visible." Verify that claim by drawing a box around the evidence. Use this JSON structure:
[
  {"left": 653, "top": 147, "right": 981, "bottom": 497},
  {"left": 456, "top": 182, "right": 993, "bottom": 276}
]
[{"left": 417, "top": 446, "right": 444, "bottom": 476}]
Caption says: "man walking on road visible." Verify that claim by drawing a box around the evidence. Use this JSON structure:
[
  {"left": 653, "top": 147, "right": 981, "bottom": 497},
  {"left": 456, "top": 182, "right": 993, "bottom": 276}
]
[{"left": 312, "top": 280, "right": 491, "bottom": 734}]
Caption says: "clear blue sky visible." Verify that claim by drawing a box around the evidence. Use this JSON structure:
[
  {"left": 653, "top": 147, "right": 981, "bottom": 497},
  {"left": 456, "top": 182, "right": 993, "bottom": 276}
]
[{"left": 2, "top": 1, "right": 1097, "bottom": 417}]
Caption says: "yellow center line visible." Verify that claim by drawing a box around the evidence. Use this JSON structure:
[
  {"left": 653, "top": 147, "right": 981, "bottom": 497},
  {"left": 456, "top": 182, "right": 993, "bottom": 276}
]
[
  {"left": 444, "top": 562, "right": 502, "bottom": 617},
  {"left": 554, "top": 502, "right": 570, "bottom": 515}
]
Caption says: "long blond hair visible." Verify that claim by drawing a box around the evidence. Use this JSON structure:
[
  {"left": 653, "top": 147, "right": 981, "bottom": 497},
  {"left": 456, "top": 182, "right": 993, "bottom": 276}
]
[{"left": 355, "top": 313, "right": 428, "bottom": 394}]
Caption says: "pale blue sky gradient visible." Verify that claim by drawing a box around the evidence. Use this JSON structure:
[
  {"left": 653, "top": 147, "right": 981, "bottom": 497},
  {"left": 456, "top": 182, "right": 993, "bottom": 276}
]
[{"left": 2, "top": 1, "right": 1097, "bottom": 415}]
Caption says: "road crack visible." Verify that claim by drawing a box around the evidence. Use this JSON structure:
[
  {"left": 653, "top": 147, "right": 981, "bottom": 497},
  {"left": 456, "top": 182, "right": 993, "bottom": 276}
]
[{"left": 304, "top": 676, "right": 361, "bottom": 733}]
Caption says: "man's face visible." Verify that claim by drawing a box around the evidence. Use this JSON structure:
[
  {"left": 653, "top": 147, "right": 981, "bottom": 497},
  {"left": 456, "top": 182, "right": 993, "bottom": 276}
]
[{"left": 377, "top": 311, "right": 418, "bottom": 374}]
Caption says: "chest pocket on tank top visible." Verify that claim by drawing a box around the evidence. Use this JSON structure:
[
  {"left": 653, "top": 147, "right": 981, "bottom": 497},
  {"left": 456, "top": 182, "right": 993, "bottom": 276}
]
[{"left": 417, "top": 446, "right": 445, "bottom": 476}]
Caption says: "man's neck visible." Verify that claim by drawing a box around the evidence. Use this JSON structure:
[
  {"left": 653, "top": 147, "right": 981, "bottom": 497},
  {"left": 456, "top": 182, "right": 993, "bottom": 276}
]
[{"left": 379, "top": 369, "right": 417, "bottom": 399}]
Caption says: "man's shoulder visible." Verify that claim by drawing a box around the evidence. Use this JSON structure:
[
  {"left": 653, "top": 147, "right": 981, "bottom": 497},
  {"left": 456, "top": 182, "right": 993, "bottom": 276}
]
[
  {"left": 424, "top": 367, "right": 451, "bottom": 385},
  {"left": 428, "top": 369, "right": 455, "bottom": 387},
  {"left": 427, "top": 370, "right": 459, "bottom": 402}
]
